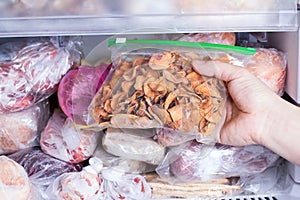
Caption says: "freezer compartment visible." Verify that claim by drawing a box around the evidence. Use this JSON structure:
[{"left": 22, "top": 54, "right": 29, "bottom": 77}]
[{"left": 0, "top": 0, "right": 297, "bottom": 37}]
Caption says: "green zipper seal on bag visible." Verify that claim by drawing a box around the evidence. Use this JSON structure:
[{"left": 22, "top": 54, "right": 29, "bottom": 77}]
[{"left": 108, "top": 38, "right": 256, "bottom": 56}]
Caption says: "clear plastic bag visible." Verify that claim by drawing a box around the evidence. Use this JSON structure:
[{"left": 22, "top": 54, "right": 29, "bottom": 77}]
[
  {"left": 8, "top": 146, "right": 83, "bottom": 188},
  {"left": 40, "top": 109, "right": 100, "bottom": 163},
  {"left": 0, "top": 100, "right": 50, "bottom": 154},
  {"left": 45, "top": 167, "right": 103, "bottom": 200},
  {"left": 101, "top": 168, "right": 152, "bottom": 200},
  {"left": 0, "top": 37, "right": 82, "bottom": 113},
  {"left": 0, "top": 156, "right": 32, "bottom": 200},
  {"left": 156, "top": 141, "right": 280, "bottom": 183},
  {"left": 58, "top": 63, "right": 111, "bottom": 125},
  {"left": 88, "top": 38, "right": 252, "bottom": 142},
  {"left": 102, "top": 128, "right": 165, "bottom": 165},
  {"left": 173, "top": 32, "right": 236, "bottom": 46}
]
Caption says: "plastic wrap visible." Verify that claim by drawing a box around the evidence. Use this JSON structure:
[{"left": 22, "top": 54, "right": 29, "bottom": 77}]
[
  {"left": 174, "top": 32, "right": 236, "bottom": 46},
  {"left": 156, "top": 141, "right": 280, "bottom": 183},
  {"left": 0, "top": 37, "right": 82, "bottom": 113},
  {"left": 102, "top": 128, "right": 165, "bottom": 165},
  {"left": 40, "top": 109, "right": 100, "bottom": 163},
  {"left": 89, "top": 38, "right": 236, "bottom": 142},
  {"left": 8, "top": 146, "right": 83, "bottom": 187},
  {"left": 0, "top": 100, "right": 50, "bottom": 154},
  {"left": 238, "top": 159, "right": 292, "bottom": 195},
  {"left": 58, "top": 64, "right": 111, "bottom": 125},
  {"left": 45, "top": 167, "right": 103, "bottom": 200},
  {"left": 0, "top": 156, "right": 32, "bottom": 200},
  {"left": 101, "top": 168, "right": 152, "bottom": 200}
]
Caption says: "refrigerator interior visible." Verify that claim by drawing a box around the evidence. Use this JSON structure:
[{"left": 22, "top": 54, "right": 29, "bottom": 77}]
[{"left": 0, "top": 0, "right": 299, "bottom": 199}]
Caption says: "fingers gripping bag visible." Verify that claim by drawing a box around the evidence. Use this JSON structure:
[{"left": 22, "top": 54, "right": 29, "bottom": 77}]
[
  {"left": 156, "top": 141, "right": 280, "bottom": 184},
  {"left": 0, "top": 99, "right": 50, "bottom": 154},
  {"left": 89, "top": 38, "right": 256, "bottom": 142},
  {"left": 40, "top": 109, "right": 100, "bottom": 163},
  {"left": 0, "top": 36, "right": 82, "bottom": 113}
]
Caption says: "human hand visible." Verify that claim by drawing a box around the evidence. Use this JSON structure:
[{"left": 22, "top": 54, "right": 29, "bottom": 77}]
[{"left": 192, "top": 60, "right": 280, "bottom": 146}]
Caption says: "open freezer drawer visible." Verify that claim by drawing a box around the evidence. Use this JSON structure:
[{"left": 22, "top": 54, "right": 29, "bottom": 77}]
[{"left": 0, "top": 1, "right": 299, "bottom": 200}]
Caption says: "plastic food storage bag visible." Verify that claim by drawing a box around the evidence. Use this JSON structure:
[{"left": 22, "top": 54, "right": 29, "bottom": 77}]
[
  {"left": 40, "top": 109, "right": 100, "bottom": 163},
  {"left": 173, "top": 32, "right": 236, "bottom": 46},
  {"left": 0, "top": 156, "right": 32, "bottom": 200},
  {"left": 101, "top": 168, "right": 152, "bottom": 200},
  {"left": 58, "top": 64, "right": 111, "bottom": 125},
  {"left": 45, "top": 167, "right": 103, "bottom": 200},
  {"left": 0, "top": 100, "right": 50, "bottom": 154},
  {"left": 156, "top": 141, "right": 280, "bottom": 183},
  {"left": 88, "top": 38, "right": 260, "bottom": 142},
  {"left": 8, "top": 146, "right": 83, "bottom": 188},
  {"left": 102, "top": 128, "right": 165, "bottom": 165},
  {"left": 0, "top": 37, "right": 82, "bottom": 113}
]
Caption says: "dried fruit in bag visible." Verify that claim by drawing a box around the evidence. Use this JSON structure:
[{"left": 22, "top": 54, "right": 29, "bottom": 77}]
[
  {"left": 40, "top": 109, "right": 100, "bottom": 163},
  {"left": 0, "top": 37, "right": 82, "bottom": 113},
  {"left": 0, "top": 156, "right": 32, "bottom": 200},
  {"left": 89, "top": 39, "right": 230, "bottom": 140}
]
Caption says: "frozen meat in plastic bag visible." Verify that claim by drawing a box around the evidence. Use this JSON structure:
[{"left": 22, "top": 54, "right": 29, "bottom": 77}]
[
  {"left": 0, "top": 37, "right": 82, "bottom": 113},
  {"left": 156, "top": 141, "right": 280, "bottom": 183},
  {"left": 58, "top": 64, "right": 111, "bottom": 125},
  {"left": 0, "top": 100, "right": 50, "bottom": 154},
  {"left": 101, "top": 168, "right": 152, "bottom": 200},
  {"left": 219, "top": 47, "right": 287, "bottom": 95},
  {"left": 174, "top": 32, "right": 236, "bottom": 46},
  {"left": 102, "top": 128, "right": 165, "bottom": 165},
  {"left": 0, "top": 156, "right": 32, "bottom": 200},
  {"left": 89, "top": 38, "right": 233, "bottom": 142},
  {"left": 40, "top": 109, "right": 100, "bottom": 163},
  {"left": 8, "top": 146, "right": 83, "bottom": 187},
  {"left": 45, "top": 167, "right": 103, "bottom": 200}
]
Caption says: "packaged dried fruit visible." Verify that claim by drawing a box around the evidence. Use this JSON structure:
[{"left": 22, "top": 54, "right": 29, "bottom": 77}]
[
  {"left": 0, "top": 37, "right": 82, "bottom": 113},
  {"left": 89, "top": 38, "right": 256, "bottom": 142}
]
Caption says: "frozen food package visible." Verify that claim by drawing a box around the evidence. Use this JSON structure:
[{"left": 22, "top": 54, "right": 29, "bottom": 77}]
[
  {"left": 238, "top": 159, "right": 292, "bottom": 195},
  {"left": 154, "top": 127, "right": 196, "bottom": 147},
  {"left": 144, "top": 172, "right": 242, "bottom": 199},
  {"left": 58, "top": 63, "right": 111, "bottom": 125},
  {"left": 89, "top": 38, "right": 257, "bottom": 142},
  {"left": 156, "top": 141, "right": 280, "bottom": 183},
  {"left": 174, "top": 32, "right": 236, "bottom": 46},
  {"left": 0, "top": 100, "right": 50, "bottom": 154},
  {"left": 244, "top": 48, "right": 287, "bottom": 95},
  {"left": 0, "top": 156, "right": 32, "bottom": 200},
  {"left": 40, "top": 109, "right": 100, "bottom": 163},
  {"left": 93, "top": 138, "right": 154, "bottom": 174},
  {"left": 102, "top": 128, "right": 165, "bottom": 165},
  {"left": 8, "top": 146, "right": 83, "bottom": 187},
  {"left": 0, "top": 37, "right": 82, "bottom": 113},
  {"left": 101, "top": 168, "right": 152, "bottom": 200},
  {"left": 45, "top": 167, "right": 103, "bottom": 200}
]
